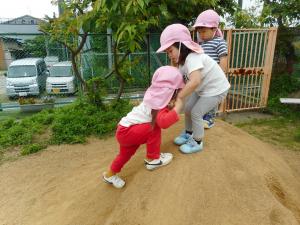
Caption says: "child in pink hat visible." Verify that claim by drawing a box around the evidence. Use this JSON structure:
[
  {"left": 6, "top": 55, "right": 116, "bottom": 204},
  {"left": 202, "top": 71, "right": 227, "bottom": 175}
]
[
  {"left": 157, "top": 23, "right": 230, "bottom": 154},
  {"left": 193, "top": 9, "right": 228, "bottom": 129},
  {"left": 103, "top": 66, "right": 185, "bottom": 188}
]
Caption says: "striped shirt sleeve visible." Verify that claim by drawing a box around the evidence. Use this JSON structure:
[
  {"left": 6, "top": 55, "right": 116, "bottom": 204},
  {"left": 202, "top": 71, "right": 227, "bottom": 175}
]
[{"left": 216, "top": 39, "right": 228, "bottom": 58}]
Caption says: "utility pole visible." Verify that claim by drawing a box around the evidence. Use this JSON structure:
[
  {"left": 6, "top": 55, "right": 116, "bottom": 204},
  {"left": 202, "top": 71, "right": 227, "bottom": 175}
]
[
  {"left": 238, "top": 0, "right": 243, "bottom": 9},
  {"left": 58, "top": 0, "right": 64, "bottom": 16}
]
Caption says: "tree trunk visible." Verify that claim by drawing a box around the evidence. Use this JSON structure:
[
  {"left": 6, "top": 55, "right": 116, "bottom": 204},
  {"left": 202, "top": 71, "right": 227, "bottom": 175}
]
[
  {"left": 71, "top": 54, "right": 87, "bottom": 90},
  {"left": 116, "top": 78, "right": 125, "bottom": 100}
]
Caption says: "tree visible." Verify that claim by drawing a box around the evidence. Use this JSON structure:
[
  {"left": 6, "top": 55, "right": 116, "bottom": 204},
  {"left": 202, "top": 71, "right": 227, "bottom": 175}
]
[
  {"left": 40, "top": 0, "right": 93, "bottom": 89},
  {"left": 91, "top": 0, "right": 171, "bottom": 99},
  {"left": 41, "top": 0, "right": 238, "bottom": 103},
  {"left": 261, "top": 0, "right": 300, "bottom": 27},
  {"left": 150, "top": 0, "right": 237, "bottom": 30},
  {"left": 261, "top": 0, "right": 300, "bottom": 75},
  {"left": 22, "top": 35, "right": 65, "bottom": 59},
  {"left": 23, "top": 36, "right": 47, "bottom": 58},
  {"left": 228, "top": 8, "right": 261, "bottom": 28}
]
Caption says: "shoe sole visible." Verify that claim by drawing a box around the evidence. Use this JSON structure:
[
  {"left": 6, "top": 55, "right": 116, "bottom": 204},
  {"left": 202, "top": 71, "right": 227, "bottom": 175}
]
[
  {"left": 102, "top": 173, "right": 125, "bottom": 189},
  {"left": 145, "top": 157, "right": 173, "bottom": 171},
  {"left": 204, "top": 123, "right": 215, "bottom": 129},
  {"left": 179, "top": 143, "right": 204, "bottom": 154},
  {"left": 174, "top": 141, "right": 188, "bottom": 146},
  {"left": 179, "top": 148, "right": 202, "bottom": 154},
  {"left": 203, "top": 122, "right": 215, "bottom": 129}
]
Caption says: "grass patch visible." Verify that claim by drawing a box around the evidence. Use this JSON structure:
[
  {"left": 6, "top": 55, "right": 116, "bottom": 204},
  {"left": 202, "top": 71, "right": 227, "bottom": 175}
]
[
  {"left": 21, "top": 143, "right": 47, "bottom": 155},
  {"left": 235, "top": 73, "right": 300, "bottom": 151},
  {"left": 0, "top": 111, "right": 36, "bottom": 121},
  {"left": 236, "top": 116, "right": 300, "bottom": 151}
]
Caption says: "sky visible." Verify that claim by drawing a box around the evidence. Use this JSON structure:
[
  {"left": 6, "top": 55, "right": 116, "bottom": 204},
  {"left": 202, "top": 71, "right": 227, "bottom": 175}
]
[
  {"left": 0, "top": 0, "right": 58, "bottom": 19},
  {"left": 0, "top": 0, "right": 259, "bottom": 19}
]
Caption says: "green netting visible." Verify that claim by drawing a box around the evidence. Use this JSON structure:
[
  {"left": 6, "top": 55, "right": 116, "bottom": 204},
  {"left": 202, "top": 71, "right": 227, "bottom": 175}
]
[{"left": 228, "top": 31, "right": 268, "bottom": 68}]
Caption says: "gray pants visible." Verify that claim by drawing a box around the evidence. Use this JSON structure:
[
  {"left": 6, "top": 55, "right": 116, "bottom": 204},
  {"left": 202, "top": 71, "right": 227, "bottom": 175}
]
[{"left": 184, "top": 91, "right": 228, "bottom": 140}]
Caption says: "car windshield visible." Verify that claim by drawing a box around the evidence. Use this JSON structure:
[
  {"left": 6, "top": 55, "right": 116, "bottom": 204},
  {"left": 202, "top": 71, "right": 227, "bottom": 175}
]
[
  {"left": 49, "top": 66, "right": 72, "bottom": 77},
  {"left": 8, "top": 65, "right": 36, "bottom": 78}
]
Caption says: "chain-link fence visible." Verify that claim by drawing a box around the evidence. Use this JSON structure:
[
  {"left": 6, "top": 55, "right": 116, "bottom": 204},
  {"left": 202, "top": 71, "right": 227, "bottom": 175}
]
[
  {"left": 0, "top": 28, "right": 279, "bottom": 113},
  {"left": 0, "top": 32, "right": 169, "bottom": 93}
]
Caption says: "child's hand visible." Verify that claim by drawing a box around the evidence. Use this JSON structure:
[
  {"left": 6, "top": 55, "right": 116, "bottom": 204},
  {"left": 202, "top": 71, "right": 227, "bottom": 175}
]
[
  {"left": 173, "top": 97, "right": 184, "bottom": 114},
  {"left": 167, "top": 99, "right": 176, "bottom": 110}
]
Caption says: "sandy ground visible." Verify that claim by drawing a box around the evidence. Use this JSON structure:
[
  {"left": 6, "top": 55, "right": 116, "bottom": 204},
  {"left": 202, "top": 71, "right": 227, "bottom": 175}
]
[{"left": 0, "top": 119, "right": 300, "bottom": 225}]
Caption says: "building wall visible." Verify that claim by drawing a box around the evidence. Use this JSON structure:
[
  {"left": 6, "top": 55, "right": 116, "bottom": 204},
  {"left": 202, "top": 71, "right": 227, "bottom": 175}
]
[
  {"left": 0, "top": 38, "right": 22, "bottom": 70},
  {"left": 0, "top": 24, "right": 41, "bottom": 34},
  {"left": 0, "top": 39, "right": 6, "bottom": 70}
]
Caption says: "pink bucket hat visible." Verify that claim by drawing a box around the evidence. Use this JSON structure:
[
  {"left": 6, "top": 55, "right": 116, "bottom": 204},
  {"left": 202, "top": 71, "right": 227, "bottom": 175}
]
[
  {"left": 156, "top": 24, "right": 203, "bottom": 53},
  {"left": 193, "top": 9, "right": 223, "bottom": 37},
  {"left": 143, "top": 66, "right": 185, "bottom": 110}
]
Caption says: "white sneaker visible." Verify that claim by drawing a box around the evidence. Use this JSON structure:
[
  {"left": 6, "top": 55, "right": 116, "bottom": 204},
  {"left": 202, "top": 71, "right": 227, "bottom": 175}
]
[
  {"left": 102, "top": 172, "right": 125, "bottom": 189},
  {"left": 144, "top": 153, "right": 173, "bottom": 170}
]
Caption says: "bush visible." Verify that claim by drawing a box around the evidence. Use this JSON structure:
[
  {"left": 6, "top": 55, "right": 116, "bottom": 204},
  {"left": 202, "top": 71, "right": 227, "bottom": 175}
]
[
  {"left": 267, "top": 73, "right": 300, "bottom": 116},
  {"left": 0, "top": 98, "right": 133, "bottom": 154},
  {"left": 51, "top": 99, "right": 132, "bottom": 144}
]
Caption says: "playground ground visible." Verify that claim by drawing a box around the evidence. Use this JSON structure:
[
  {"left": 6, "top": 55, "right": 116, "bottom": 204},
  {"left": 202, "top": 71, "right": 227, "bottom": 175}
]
[{"left": 0, "top": 117, "right": 300, "bottom": 225}]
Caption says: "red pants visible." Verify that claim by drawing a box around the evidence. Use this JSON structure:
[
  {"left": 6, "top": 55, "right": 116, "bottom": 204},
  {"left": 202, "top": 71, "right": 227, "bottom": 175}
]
[{"left": 110, "top": 123, "right": 161, "bottom": 173}]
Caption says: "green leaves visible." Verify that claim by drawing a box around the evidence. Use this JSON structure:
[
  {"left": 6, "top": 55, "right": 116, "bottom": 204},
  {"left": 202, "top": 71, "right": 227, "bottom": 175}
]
[
  {"left": 94, "top": 0, "right": 158, "bottom": 52},
  {"left": 261, "top": 0, "right": 300, "bottom": 27}
]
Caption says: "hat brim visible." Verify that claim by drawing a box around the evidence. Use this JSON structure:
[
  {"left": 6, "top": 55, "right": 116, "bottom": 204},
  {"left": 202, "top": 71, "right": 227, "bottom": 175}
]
[
  {"left": 156, "top": 41, "right": 203, "bottom": 54},
  {"left": 193, "top": 22, "right": 215, "bottom": 28},
  {"left": 182, "top": 41, "right": 203, "bottom": 54},
  {"left": 156, "top": 42, "right": 175, "bottom": 53},
  {"left": 143, "top": 87, "right": 175, "bottom": 110}
]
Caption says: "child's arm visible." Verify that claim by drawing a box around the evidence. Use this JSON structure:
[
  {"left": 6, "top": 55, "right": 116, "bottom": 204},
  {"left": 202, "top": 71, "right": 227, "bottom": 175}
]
[
  {"left": 219, "top": 55, "right": 228, "bottom": 72},
  {"left": 173, "top": 97, "right": 184, "bottom": 114},
  {"left": 177, "top": 70, "right": 202, "bottom": 100}
]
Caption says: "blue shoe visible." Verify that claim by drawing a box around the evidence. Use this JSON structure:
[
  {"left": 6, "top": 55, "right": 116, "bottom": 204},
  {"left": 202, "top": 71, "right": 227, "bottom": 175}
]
[
  {"left": 179, "top": 136, "right": 203, "bottom": 154},
  {"left": 174, "top": 131, "right": 191, "bottom": 145},
  {"left": 203, "top": 114, "right": 215, "bottom": 129}
]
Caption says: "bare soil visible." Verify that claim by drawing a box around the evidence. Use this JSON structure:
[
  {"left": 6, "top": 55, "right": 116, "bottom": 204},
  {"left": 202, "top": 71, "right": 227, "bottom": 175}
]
[{"left": 1, "top": 119, "right": 300, "bottom": 225}]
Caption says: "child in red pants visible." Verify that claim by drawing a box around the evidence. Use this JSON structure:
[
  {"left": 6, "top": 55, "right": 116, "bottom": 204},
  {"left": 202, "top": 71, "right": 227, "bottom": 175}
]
[{"left": 103, "top": 66, "right": 185, "bottom": 188}]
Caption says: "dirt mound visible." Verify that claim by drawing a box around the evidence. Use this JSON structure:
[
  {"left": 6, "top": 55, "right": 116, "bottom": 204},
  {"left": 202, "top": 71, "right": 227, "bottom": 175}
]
[{"left": 0, "top": 120, "right": 300, "bottom": 225}]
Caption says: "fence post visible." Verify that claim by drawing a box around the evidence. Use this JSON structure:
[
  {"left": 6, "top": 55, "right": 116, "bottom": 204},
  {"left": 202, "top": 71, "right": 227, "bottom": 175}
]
[
  {"left": 147, "top": 33, "right": 151, "bottom": 86},
  {"left": 261, "top": 28, "right": 278, "bottom": 106},
  {"left": 107, "top": 28, "right": 113, "bottom": 70},
  {"left": 222, "top": 29, "right": 233, "bottom": 113}
]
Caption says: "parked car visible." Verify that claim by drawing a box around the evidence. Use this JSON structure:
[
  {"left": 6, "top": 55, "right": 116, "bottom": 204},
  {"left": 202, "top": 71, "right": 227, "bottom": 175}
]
[
  {"left": 5, "top": 58, "right": 49, "bottom": 97},
  {"left": 46, "top": 61, "right": 77, "bottom": 94},
  {"left": 44, "top": 56, "right": 59, "bottom": 69}
]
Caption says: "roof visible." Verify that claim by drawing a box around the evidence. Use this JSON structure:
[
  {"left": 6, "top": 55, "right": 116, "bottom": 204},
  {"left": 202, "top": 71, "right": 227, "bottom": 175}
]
[
  {"left": 0, "top": 15, "right": 43, "bottom": 25},
  {"left": 9, "top": 58, "right": 44, "bottom": 66},
  {"left": 0, "top": 15, "right": 43, "bottom": 41},
  {"left": 52, "top": 61, "right": 72, "bottom": 67}
]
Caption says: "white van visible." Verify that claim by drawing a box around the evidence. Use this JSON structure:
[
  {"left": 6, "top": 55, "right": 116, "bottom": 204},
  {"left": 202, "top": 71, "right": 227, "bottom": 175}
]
[
  {"left": 6, "top": 58, "right": 48, "bottom": 97},
  {"left": 46, "top": 61, "right": 76, "bottom": 94},
  {"left": 44, "top": 56, "right": 59, "bottom": 69}
]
